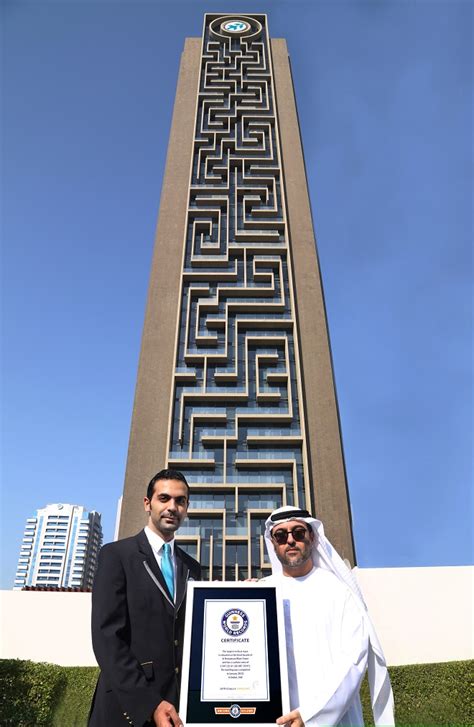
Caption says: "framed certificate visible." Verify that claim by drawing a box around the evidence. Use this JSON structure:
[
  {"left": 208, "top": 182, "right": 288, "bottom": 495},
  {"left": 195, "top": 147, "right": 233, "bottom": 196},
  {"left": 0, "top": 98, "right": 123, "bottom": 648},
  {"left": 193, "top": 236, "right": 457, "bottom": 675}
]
[{"left": 179, "top": 582, "right": 289, "bottom": 726}]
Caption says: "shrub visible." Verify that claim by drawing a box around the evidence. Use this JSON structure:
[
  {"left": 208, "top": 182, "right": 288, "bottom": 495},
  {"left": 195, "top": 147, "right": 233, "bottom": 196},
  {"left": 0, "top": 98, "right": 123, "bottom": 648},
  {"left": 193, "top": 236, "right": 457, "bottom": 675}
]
[
  {"left": 52, "top": 666, "right": 99, "bottom": 726},
  {"left": 360, "top": 660, "right": 473, "bottom": 726},
  {"left": 0, "top": 659, "right": 472, "bottom": 726},
  {"left": 0, "top": 659, "right": 66, "bottom": 726}
]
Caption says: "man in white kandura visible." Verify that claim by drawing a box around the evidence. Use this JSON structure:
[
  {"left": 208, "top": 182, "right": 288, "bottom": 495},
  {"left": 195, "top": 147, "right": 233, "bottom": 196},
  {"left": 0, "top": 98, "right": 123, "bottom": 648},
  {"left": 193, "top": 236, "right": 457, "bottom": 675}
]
[{"left": 263, "top": 506, "right": 394, "bottom": 727}]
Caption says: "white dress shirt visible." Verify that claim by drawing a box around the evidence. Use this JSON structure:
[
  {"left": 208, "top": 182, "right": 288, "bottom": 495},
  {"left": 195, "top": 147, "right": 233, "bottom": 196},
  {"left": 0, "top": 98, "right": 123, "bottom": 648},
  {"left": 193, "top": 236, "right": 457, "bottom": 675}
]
[{"left": 144, "top": 526, "right": 176, "bottom": 597}]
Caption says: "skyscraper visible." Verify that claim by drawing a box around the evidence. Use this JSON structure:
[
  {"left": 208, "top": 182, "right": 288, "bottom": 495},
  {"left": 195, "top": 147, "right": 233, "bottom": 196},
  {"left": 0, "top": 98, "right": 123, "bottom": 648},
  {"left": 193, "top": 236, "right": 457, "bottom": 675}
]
[
  {"left": 119, "top": 14, "right": 355, "bottom": 578},
  {"left": 13, "top": 503, "right": 102, "bottom": 590}
]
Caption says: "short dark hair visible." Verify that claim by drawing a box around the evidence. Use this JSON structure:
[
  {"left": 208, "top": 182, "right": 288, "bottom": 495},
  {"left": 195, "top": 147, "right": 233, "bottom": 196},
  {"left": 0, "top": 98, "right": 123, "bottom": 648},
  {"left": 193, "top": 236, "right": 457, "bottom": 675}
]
[{"left": 146, "top": 469, "right": 190, "bottom": 501}]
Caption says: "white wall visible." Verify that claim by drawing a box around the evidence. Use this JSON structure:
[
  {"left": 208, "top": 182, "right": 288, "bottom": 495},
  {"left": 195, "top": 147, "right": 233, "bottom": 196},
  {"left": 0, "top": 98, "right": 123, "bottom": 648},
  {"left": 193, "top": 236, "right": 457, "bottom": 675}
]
[
  {"left": 0, "top": 591, "right": 95, "bottom": 666},
  {"left": 0, "top": 566, "right": 472, "bottom": 667},
  {"left": 355, "top": 565, "right": 473, "bottom": 665}
]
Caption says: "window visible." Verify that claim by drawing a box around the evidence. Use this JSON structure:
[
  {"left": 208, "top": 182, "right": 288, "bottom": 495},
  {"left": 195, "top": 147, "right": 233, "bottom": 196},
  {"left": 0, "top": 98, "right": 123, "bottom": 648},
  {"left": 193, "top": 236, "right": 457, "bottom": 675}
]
[{"left": 38, "top": 568, "right": 61, "bottom": 573}]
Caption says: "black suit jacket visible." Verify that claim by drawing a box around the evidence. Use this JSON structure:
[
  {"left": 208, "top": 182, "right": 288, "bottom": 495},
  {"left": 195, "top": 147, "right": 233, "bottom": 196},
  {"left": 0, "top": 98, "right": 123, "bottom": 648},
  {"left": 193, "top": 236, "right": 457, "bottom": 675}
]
[{"left": 88, "top": 529, "right": 201, "bottom": 727}]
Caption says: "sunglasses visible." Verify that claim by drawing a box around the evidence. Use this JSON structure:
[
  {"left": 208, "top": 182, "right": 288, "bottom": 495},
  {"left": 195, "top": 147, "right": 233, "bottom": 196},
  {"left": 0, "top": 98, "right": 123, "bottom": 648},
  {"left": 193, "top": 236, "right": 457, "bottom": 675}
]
[{"left": 271, "top": 526, "right": 309, "bottom": 545}]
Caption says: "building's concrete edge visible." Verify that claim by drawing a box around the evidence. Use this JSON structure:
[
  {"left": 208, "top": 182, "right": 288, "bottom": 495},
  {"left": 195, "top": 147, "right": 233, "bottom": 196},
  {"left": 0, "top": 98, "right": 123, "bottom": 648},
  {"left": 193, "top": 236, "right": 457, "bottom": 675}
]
[
  {"left": 271, "top": 38, "right": 355, "bottom": 563},
  {"left": 119, "top": 39, "right": 202, "bottom": 538}
]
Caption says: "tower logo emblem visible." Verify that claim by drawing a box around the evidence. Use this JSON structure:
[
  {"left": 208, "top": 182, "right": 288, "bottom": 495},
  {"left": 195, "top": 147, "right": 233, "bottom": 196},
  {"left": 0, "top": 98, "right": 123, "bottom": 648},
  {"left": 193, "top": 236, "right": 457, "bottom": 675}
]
[
  {"left": 230, "top": 705, "right": 241, "bottom": 719},
  {"left": 221, "top": 608, "right": 249, "bottom": 636},
  {"left": 222, "top": 20, "right": 251, "bottom": 34}
]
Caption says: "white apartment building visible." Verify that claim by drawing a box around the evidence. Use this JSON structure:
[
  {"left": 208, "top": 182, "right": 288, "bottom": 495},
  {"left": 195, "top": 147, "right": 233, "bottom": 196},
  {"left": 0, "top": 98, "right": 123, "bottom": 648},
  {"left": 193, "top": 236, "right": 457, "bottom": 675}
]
[{"left": 13, "top": 504, "right": 102, "bottom": 590}]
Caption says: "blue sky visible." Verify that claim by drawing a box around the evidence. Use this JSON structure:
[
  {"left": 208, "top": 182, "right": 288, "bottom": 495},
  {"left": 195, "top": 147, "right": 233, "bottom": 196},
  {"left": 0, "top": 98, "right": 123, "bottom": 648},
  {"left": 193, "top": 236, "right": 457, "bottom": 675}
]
[{"left": 2, "top": 0, "right": 472, "bottom": 588}]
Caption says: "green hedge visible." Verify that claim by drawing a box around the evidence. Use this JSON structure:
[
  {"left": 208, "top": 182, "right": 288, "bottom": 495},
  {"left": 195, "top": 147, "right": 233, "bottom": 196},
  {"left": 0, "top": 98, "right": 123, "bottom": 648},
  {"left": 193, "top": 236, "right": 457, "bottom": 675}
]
[
  {"left": 0, "top": 660, "right": 67, "bottom": 726},
  {"left": 51, "top": 666, "right": 98, "bottom": 727},
  {"left": 0, "top": 659, "right": 472, "bottom": 726},
  {"left": 360, "top": 660, "right": 473, "bottom": 726}
]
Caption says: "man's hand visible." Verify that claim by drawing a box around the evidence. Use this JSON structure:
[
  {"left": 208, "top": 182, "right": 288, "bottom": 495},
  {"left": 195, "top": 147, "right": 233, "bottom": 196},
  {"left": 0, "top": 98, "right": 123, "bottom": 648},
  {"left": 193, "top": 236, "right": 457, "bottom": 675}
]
[
  {"left": 276, "top": 709, "right": 304, "bottom": 727},
  {"left": 153, "top": 700, "right": 182, "bottom": 727}
]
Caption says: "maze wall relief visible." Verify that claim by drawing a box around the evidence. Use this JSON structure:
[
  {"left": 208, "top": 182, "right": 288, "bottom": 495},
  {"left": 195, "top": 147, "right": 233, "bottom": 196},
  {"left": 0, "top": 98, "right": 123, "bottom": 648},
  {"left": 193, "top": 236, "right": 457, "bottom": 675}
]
[{"left": 169, "top": 15, "right": 310, "bottom": 579}]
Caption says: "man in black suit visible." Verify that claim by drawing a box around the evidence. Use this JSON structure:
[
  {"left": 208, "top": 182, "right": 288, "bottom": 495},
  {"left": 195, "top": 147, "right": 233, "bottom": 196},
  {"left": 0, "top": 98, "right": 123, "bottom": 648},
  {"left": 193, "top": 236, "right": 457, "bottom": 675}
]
[{"left": 89, "top": 469, "right": 200, "bottom": 727}]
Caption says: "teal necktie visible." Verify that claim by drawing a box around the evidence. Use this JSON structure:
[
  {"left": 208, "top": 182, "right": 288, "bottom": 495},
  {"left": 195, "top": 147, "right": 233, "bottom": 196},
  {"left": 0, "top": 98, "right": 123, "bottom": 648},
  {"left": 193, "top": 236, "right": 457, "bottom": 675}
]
[{"left": 161, "top": 543, "right": 174, "bottom": 600}]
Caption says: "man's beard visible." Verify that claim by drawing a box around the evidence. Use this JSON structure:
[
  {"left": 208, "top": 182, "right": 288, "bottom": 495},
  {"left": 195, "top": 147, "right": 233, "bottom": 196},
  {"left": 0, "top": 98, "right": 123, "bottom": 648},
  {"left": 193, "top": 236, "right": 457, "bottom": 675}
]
[{"left": 277, "top": 544, "right": 312, "bottom": 569}]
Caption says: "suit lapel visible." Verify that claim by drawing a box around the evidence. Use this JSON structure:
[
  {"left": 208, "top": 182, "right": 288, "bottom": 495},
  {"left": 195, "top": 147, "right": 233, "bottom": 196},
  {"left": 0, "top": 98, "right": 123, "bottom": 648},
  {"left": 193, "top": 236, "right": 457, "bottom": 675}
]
[
  {"left": 136, "top": 529, "right": 174, "bottom": 609},
  {"left": 175, "top": 546, "right": 190, "bottom": 612}
]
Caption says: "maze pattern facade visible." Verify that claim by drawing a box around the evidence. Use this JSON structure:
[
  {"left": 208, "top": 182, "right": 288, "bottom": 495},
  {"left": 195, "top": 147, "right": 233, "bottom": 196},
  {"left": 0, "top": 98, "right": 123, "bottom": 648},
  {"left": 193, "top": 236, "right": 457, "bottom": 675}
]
[{"left": 169, "top": 15, "right": 311, "bottom": 580}]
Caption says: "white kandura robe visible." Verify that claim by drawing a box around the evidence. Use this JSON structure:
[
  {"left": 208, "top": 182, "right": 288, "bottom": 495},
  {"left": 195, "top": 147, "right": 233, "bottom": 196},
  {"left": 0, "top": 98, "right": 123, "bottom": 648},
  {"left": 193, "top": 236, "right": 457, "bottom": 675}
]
[{"left": 266, "top": 567, "right": 368, "bottom": 727}]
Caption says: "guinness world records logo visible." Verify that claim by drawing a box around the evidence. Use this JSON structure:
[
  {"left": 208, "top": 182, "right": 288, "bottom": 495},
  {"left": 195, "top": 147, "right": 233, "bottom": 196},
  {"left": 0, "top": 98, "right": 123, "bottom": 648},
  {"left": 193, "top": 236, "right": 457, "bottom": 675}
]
[{"left": 221, "top": 608, "right": 249, "bottom": 636}]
